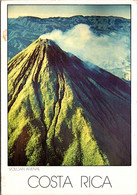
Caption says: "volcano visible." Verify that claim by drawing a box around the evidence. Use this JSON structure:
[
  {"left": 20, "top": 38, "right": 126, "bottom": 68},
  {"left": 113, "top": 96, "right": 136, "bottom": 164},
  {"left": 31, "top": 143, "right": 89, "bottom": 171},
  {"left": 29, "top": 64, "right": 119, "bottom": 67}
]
[{"left": 8, "top": 38, "right": 131, "bottom": 166}]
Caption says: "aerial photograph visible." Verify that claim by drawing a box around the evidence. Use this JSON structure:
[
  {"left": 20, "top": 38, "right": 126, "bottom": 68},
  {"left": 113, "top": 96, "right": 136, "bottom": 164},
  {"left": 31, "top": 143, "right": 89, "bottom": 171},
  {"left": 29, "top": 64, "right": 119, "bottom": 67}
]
[{"left": 8, "top": 5, "right": 131, "bottom": 166}]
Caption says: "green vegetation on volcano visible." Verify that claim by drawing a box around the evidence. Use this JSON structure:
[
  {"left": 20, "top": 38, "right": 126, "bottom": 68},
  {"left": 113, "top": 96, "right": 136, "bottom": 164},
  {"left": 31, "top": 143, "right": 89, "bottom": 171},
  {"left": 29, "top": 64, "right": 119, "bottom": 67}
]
[{"left": 8, "top": 38, "right": 130, "bottom": 166}]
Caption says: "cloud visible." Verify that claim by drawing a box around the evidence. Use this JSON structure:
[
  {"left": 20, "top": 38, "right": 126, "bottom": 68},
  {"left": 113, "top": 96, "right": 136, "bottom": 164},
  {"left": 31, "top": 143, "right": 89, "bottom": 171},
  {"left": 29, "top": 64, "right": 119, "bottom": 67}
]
[{"left": 40, "top": 24, "right": 130, "bottom": 72}]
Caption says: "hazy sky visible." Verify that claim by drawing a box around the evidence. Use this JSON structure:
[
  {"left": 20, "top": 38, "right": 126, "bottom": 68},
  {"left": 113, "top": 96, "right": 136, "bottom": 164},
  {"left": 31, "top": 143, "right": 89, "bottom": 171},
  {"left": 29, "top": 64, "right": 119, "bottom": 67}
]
[{"left": 8, "top": 5, "right": 130, "bottom": 19}]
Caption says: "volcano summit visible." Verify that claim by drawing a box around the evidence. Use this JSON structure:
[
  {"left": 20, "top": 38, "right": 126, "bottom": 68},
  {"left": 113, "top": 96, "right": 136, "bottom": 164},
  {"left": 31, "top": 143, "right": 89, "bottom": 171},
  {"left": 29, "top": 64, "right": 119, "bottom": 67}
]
[{"left": 8, "top": 38, "right": 131, "bottom": 166}]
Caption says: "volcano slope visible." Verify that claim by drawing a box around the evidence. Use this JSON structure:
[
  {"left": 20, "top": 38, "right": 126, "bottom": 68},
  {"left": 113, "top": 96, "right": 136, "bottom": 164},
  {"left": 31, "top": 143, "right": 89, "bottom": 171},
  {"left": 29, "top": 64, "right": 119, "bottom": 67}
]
[{"left": 8, "top": 38, "right": 131, "bottom": 166}]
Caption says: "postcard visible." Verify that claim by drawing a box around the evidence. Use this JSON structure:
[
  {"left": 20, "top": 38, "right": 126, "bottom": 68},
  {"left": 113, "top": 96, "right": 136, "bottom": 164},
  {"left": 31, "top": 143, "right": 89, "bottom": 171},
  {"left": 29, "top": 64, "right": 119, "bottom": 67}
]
[{"left": 1, "top": 0, "right": 137, "bottom": 194}]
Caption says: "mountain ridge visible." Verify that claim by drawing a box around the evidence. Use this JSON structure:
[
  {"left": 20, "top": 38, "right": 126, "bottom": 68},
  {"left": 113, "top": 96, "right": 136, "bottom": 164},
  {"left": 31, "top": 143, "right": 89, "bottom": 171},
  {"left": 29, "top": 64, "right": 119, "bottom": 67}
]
[
  {"left": 8, "top": 38, "right": 131, "bottom": 166},
  {"left": 10, "top": 15, "right": 130, "bottom": 20},
  {"left": 8, "top": 15, "right": 130, "bottom": 58}
]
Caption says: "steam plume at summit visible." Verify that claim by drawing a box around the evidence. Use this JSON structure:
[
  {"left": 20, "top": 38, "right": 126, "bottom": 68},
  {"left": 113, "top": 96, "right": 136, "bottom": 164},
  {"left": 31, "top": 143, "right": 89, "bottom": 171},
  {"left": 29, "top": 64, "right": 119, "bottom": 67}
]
[{"left": 40, "top": 24, "right": 130, "bottom": 73}]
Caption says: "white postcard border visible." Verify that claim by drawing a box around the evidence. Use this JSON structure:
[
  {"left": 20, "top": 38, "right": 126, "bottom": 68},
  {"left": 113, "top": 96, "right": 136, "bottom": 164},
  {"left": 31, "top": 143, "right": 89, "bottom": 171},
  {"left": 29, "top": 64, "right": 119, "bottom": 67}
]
[{"left": 1, "top": 1, "right": 137, "bottom": 194}]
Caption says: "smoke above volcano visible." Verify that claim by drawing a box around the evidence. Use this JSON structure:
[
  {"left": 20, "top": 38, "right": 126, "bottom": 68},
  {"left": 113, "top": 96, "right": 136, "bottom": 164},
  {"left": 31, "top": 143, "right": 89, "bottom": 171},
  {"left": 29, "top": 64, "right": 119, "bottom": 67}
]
[{"left": 40, "top": 24, "right": 130, "bottom": 72}]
